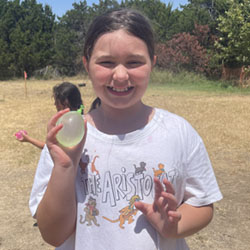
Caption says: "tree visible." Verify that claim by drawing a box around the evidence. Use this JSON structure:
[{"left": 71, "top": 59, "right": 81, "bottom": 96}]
[
  {"left": 156, "top": 24, "right": 211, "bottom": 74},
  {"left": 175, "top": 0, "right": 229, "bottom": 38},
  {"left": 54, "top": 25, "right": 79, "bottom": 76},
  {"left": 0, "top": 38, "right": 12, "bottom": 79},
  {"left": 215, "top": 0, "right": 250, "bottom": 67},
  {"left": 122, "top": 0, "right": 177, "bottom": 41},
  {"left": 54, "top": 0, "right": 120, "bottom": 75},
  {"left": 54, "top": 1, "right": 90, "bottom": 75},
  {"left": 0, "top": 0, "right": 21, "bottom": 78},
  {"left": 91, "top": 0, "right": 120, "bottom": 16},
  {"left": 174, "top": 1, "right": 212, "bottom": 35},
  {"left": 0, "top": 0, "right": 55, "bottom": 78},
  {"left": 187, "top": 0, "right": 229, "bottom": 20}
]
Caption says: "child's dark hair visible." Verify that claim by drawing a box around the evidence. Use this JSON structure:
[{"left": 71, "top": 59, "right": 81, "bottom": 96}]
[
  {"left": 84, "top": 8, "right": 154, "bottom": 61},
  {"left": 53, "top": 82, "right": 83, "bottom": 111},
  {"left": 84, "top": 8, "right": 155, "bottom": 110}
]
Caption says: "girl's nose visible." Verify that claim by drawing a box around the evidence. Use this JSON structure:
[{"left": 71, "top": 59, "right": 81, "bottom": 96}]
[{"left": 113, "top": 64, "right": 129, "bottom": 81}]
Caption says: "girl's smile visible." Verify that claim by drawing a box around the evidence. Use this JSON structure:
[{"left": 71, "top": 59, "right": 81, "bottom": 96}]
[{"left": 107, "top": 86, "right": 134, "bottom": 96}]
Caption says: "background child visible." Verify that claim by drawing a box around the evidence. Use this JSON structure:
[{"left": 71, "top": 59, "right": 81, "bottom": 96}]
[
  {"left": 30, "top": 9, "right": 222, "bottom": 250},
  {"left": 15, "top": 82, "right": 83, "bottom": 149}
]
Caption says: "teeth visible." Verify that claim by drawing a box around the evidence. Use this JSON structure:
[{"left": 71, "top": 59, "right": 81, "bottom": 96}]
[{"left": 111, "top": 87, "right": 129, "bottom": 92}]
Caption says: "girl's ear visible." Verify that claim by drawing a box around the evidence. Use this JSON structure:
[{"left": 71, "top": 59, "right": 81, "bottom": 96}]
[
  {"left": 82, "top": 57, "right": 89, "bottom": 72},
  {"left": 152, "top": 55, "right": 157, "bottom": 68}
]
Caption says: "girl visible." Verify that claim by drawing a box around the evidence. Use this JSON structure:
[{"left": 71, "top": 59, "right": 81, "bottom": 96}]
[
  {"left": 16, "top": 82, "right": 83, "bottom": 149},
  {"left": 29, "top": 9, "right": 222, "bottom": 250}
]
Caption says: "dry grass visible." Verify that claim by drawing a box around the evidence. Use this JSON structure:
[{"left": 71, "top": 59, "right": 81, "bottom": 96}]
[{"left": 0, "top": 79, "right": 250, "bottom": 250}]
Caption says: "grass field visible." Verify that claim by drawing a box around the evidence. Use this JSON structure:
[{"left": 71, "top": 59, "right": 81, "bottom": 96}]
[{"left": 0, "top": 76, "right": 250, "bottom": 250}]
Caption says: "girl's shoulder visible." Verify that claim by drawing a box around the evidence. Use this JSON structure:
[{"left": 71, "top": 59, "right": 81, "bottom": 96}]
[
  {"left": 154, "top": 108, "right": 192, "bottom": 128},
  {"left": 154, "top": 107, "right": 201, "bottom": 139}
]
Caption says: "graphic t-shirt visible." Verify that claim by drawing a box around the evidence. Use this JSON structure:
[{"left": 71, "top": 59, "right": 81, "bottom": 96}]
[{"left": 29, "top": 108, "right": 223, "bottom": 250}]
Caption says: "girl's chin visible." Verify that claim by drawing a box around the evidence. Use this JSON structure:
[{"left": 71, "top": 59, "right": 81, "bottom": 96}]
[{"left": 103, "top": 100, "right": 140, "bottom": 111}]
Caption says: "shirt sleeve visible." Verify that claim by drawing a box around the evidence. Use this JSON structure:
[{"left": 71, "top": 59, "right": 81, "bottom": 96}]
[
  {"left": 183, "top": 123, "right": 223, "bottom": 206},
  {"left": 29, "top": 144, "right": 54, "bottom": 217}
]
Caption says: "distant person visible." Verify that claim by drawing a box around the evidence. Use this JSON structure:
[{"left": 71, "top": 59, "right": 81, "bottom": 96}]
[
  {"left": 29, "top": 9, "right": 222, "bottom": 250},
  {"left": 15, "top": 82, "right": 84, "bottom": 149},
  {"left": 17, "top": 82, "right": 83, "bottom": 228}
]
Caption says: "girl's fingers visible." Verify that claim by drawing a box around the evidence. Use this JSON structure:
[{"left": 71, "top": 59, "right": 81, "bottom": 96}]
[
  {"left": 47, "top": 108, "right": 70, "bottom": 132},
  {"left": 154, "top": 178, "right": 178, "bottom": 214},
  {"left": 47, "top": 123, "right": 63, "bottom": 145},
  {"left": 161, "top": 192, "right": 178, "bottom": 211},
  {"left": 154, "top": 177, "right": 164, "bottom": 200},
  {"left": 168, "top": 210, "right": 182, "bottom": 223},
  {"left": 163, "top": 178, "right": 175, "bottom": 195},
  {"left": 134, "top": 201, "right": 150, "bottom": 215},
  {"left": 154, "top": 178, "right": 169, "bottom": 213},
  {"left": 46, "top": 108, "right": 70, "bottom": 146}
]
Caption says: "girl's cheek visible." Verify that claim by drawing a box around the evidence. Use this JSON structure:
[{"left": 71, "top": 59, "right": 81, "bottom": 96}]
[{"left": 94, "top": 69, "right": 112, "bottom": 80}]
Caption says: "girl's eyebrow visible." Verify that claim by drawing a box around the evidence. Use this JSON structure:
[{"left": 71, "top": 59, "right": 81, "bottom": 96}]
[
  {"left": 95, "top": 54, "right": 146, "bottom": 60},
  {"left": 96, "top": 55, "right": 112, "bottom": 60},
  {"left": 93, "top": 54, "right": 112, "bottom": 61},
  {"left": 128, "top": 54, "right": 147, "bottom": 60}
]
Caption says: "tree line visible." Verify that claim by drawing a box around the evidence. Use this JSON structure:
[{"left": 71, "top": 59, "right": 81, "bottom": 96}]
[{"left": 0, "top": 0, "right": 249, "bottom": 80}]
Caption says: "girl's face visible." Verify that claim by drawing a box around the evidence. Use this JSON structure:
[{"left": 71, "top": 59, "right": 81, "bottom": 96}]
[
  {"left": 54, "top": 98, "right": 67, "bottom": 112},
  {"left": 84, "top": 29, "right": 156, "bottom": 110}
]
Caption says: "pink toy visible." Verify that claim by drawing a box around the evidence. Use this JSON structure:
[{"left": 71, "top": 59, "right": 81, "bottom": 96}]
[{"left": 15, "top": 130, "right": 28, "bottom": 140}]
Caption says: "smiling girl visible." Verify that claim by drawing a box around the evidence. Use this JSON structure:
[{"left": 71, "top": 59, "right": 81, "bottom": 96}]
[{"left": 29, "top": 9, "right": 222, "bottom": 250}]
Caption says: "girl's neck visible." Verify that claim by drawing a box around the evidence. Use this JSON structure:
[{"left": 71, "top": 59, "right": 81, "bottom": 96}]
[{"left": 88, "top": 102, "right": 154, "bottom": 135}]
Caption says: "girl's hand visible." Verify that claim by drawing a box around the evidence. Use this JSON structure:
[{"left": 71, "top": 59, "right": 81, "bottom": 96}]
[
  {"left": 18, "top": 131, "right": 29, "bottom": 142},
  {"left": 46, "top": 108, "right": 87, "bottom": 169},
  {"left": 15, "top": 130, "right": 28, "bottom": 142},
  {"left": 134, "top": 177, "right": 181, "bottom": 238}
]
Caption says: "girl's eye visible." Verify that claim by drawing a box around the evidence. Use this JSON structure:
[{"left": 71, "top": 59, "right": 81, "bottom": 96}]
[
  {"left": 99, "top": 61, "right": 114, "bottom": 67},
  {"left": 127, "top": 61, "right": 143, "bottom": 68}
]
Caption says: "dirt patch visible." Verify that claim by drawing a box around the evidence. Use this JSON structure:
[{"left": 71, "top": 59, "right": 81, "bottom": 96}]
[{"left": 0, "top": 80, "right": 249, "bottom": 249}]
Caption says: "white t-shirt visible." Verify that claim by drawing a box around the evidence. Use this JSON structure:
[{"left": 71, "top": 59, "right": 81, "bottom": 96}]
[{"left": 29, "top": 108, "right": 222, "bottom": 250}]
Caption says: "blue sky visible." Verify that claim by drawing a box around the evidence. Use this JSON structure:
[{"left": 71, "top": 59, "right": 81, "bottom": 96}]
[{"left": 37, "top": 0, "right": 189, "bottom": 18}]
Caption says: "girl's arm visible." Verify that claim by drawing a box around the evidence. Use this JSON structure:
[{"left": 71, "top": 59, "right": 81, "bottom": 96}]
[
  {"left": 36, "top": 109, "right": 87, "bottom": 247},
  {"left": 135, "top": 178, "right": 213, "bottom": 239},
  {"left": 19, "top": 133, "right": 45, "bottom": 149},
  {"left": 175, "top": 203, "right": 213, "bottom": 238},
  {"left": 36, "top": 160, "right": 77, "bottom": 246}
]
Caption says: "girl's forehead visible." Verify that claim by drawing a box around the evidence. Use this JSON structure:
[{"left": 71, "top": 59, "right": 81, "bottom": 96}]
[
  {"left": 92, "top": 29, "right": 149, "bottom": 57},
  {"left": 96, "top": 29, "right": 137, "bottom": 44}
]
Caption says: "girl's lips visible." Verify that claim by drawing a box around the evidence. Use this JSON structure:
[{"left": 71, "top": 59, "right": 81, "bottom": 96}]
[{"left": 107, "top": 86, "right": 134, "bottom": 96}]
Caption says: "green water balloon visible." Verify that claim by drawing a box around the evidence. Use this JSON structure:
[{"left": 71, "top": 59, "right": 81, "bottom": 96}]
[{"left": 56, "top": 111, "right": 84, "bottom": 147}]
